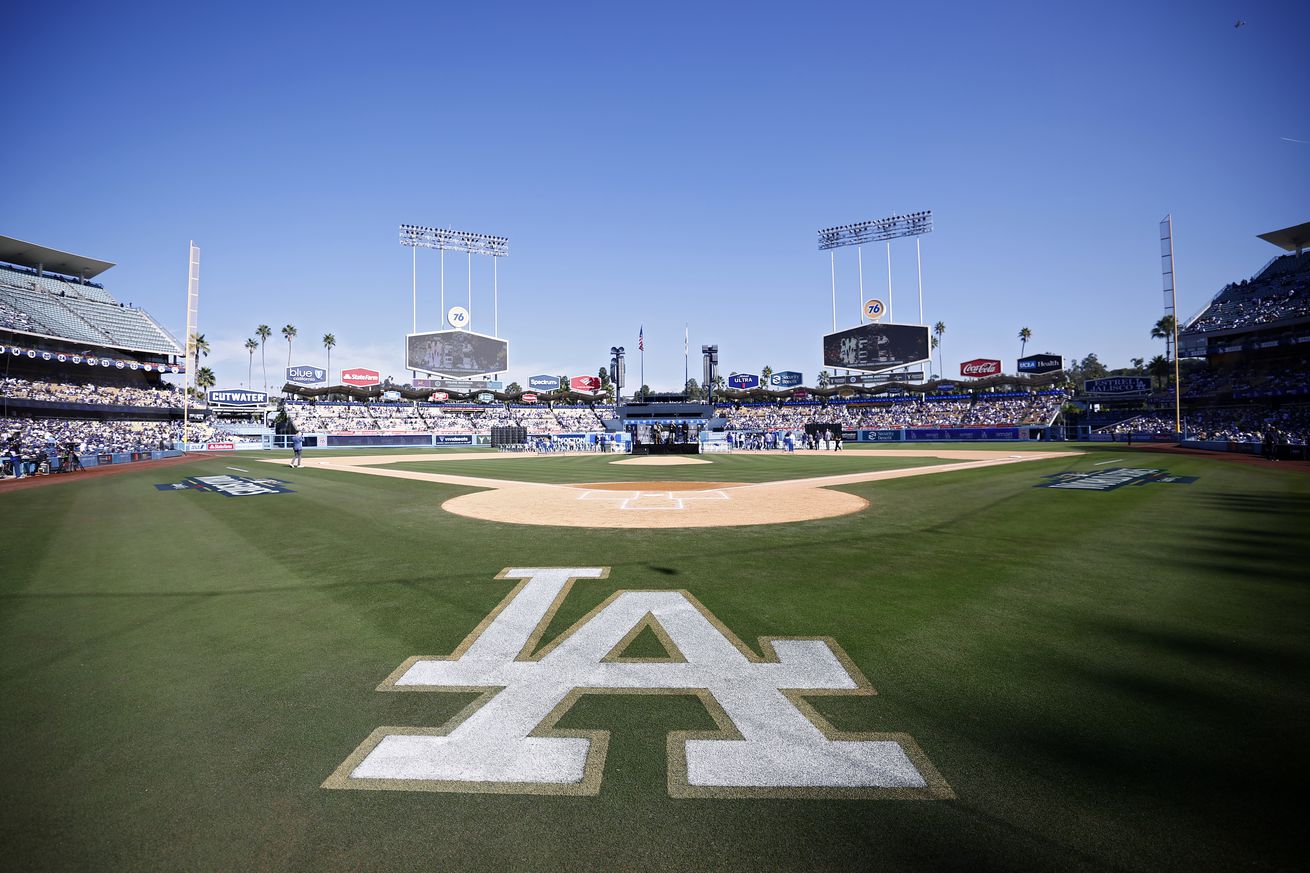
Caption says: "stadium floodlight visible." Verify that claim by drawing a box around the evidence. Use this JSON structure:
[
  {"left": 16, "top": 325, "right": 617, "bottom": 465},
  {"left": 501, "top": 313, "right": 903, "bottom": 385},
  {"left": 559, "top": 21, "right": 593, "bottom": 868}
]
[
  {"left": 401, "top": 224, "right": 509, "bottom": 346},
  {"left": 817, "top": 211, "right": 932, "bottom": 250},
  {"left": 818, "top": 210, "right": 934, "bottom": 330},
  {"left": 399, "top": 224, "right": 510, "bottom": 256}
]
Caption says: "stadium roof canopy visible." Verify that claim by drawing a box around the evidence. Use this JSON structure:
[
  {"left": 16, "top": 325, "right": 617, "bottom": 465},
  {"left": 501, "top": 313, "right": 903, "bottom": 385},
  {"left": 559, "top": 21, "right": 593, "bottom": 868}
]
[
  {"left": 1257, "top": 220, "right": 1310, "bottom": 254},
  {"left": 0, "top": 235, "right": 115, "bottom": 279}
]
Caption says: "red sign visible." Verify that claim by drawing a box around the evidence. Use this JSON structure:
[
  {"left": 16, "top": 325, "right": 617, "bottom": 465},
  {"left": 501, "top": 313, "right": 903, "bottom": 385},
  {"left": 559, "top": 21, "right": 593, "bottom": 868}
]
[
  {"left": 205, "top": 442, "right": 235, "bottom": 451},
  {"left": 522, "top": 392, "right": 538, "bottom": 403},
  {"left": 430, "top": 391, "right": 449, "bottom": 401},
  {"left": 960, "top": 359, "right": 1002, "bottom": 377},
  {"left": 570, "top": 375, "right": 601, "bottom": 392},
  {"left": 341, "top": 367, "right": 380, "bottom": 387}
]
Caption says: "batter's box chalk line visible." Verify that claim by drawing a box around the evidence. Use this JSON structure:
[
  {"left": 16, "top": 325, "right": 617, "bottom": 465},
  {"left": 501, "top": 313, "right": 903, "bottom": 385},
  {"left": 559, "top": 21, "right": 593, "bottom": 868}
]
[{"left": 577, "top": 489, "right": 731, "bottom": 511}]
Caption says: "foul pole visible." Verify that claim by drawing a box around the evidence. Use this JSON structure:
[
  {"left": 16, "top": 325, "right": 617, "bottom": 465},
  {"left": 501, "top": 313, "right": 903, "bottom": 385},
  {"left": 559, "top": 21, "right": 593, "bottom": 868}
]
[{"left": 181, "top": 241, "right": 200, "bottom": 446}]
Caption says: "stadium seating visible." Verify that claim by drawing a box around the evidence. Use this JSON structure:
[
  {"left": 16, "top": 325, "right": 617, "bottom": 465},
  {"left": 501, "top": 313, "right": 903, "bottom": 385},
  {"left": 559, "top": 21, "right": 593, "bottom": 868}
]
[
  {"left": 0, "top": 265, "right": 181, "bottom": 355},
  {"left": 1183, "top": 252, "right": 1310, "bottom": 333}
]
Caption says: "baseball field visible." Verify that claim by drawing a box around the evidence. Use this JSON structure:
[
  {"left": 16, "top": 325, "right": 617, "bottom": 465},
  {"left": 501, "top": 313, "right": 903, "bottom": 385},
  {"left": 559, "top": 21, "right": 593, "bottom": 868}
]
[{"left": 2, "top": 444, "right": 1307, "bottom": 871}]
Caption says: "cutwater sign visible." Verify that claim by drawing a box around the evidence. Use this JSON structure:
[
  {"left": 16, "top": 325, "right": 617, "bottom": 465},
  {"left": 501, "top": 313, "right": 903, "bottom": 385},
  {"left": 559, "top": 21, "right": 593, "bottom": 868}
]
[
  {"left": 528, "top": 375, "right": 561, "bottom": 391},
  {"left": 207, "top": 389, "right": 268, "bottom": 405},
  {"left": 1083, "top": 377, "right": 1151, "bottom": 396},
  {"left": 287, "top": 365, "right": 327, "bottom": 384},
  {"left": 769, "top": 370, "right": 803, "bottom": 387},
  {"left": 155, "top": 475, "right": 294, "bottom": 496},
  {"left": 1039, "top": 468, "right": 1197, "bottom": 491},
  {"left": 727, "top": 373, "right": 760, "bottom": 390}
]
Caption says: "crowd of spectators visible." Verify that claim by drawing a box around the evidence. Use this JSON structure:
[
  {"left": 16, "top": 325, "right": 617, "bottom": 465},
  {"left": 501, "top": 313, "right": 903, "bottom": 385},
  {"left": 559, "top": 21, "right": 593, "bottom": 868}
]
[
  {"left": 1102, "top": 405, "right": 1310, "bottom": 444},
  {"left": 283, "top": 400, "right": 611, "bottom": 434},
  {"left": 721, "top": 392, "right": 1063, "bottom": 431},
  {"left": 1, "top": 416, "right": 231, "bottom": 462},
  {"left": 1, "top": 299, "right": 38, "bottom": 333},
  {"left": 1, "top": 377, "right": 184, "bottom": 408},
  {"left": 1184, "top": 253, "right": 1309, "bottom": 333}
]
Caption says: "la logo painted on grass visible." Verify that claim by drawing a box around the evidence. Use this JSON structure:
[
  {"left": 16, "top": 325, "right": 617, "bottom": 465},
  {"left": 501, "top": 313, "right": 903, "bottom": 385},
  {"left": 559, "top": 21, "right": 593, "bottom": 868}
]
[
  {"left": 153, "top": 474, "right": 294, "bottom": 496},
  {"left": 325, "top": 567, "right": 952, "bottom": 799}
]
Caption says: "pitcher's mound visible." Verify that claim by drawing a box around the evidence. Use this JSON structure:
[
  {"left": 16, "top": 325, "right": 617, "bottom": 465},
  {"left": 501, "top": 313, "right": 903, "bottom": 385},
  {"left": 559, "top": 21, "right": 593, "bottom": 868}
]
[{"left": 609, "top": 456, "right": 711, "bottom": 466}]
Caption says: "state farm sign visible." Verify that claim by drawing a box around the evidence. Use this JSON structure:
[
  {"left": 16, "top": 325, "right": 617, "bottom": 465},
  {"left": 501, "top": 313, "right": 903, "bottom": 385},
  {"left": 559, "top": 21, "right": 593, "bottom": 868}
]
[
  {"left": 960, "top": 359, "right": 1002, "bottom": 377},
  {"left": 341, "top": 368, "right": 380, "bottom": 387},
  {"left": 569, "top": 375, "right": 601, "bottom": 392}
]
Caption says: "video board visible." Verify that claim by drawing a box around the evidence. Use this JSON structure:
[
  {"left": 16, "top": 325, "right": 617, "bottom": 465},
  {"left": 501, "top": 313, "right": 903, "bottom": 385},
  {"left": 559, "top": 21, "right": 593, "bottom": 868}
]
[
  {"left": 406, "top": 330, "right": 508, "bottom": 378},
  {"left": 822, "top": 323, "right": 930, "bottom": 374}
]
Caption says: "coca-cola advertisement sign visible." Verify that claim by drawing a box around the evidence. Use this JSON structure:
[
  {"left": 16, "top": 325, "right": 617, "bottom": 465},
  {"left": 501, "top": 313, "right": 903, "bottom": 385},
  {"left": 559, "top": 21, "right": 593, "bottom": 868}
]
[
  {"left": 341, "top": 367, "right": 380, "bottom": 387},
  {"left": 569, "top": 375, "right": 601, "bottom": 392},
  {"left": 960, "top": 359, "right": 1002, "bottom": 377},
  {"left": 521, "top": 392, "right": 538, "bottom": 403}
]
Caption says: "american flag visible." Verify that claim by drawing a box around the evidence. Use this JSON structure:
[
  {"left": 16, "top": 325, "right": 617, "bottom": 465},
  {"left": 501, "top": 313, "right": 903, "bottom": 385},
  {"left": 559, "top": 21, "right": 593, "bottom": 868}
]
[{"left": 638, "top": 326, "right": 644, "bottom": 351}]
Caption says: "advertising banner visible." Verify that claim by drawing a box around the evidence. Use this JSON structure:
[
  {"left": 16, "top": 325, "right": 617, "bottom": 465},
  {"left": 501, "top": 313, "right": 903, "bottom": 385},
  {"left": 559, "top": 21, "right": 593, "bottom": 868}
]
[
  {"left": 830, "top": 371, "right": 925, "bottom": 385},
  {"left": 904, "top": 427, "right": 1024, "bottom": 441},
  {"left": 960, "top": 359, "right": 1002, "bottom": 377},
  {"left": 769, "top": 370, "right": 803, "bottom": 387},
  {"left": 727, "top": 373, "right": 760, "bottom": 390},
  {"left": 1017, "top": 354, "right": 1063, "bottom": 374},
  {"left": 1083, "top": 376, "right": 1152, "bottom": 396},
  {"left": 823, "top": 323, "right": 930, "bottom": 374},
  {"left": 430, "top": 391, "right": 449, "bottom": 401},
  {"left": 207, "top": 389, "right": 268, "bottom": 406},
  {"left": 857, "top": 429, "right": 904, "bottom": 442},
  {"left": 0, "top": 344, "right": 183, "bottom": 373},
  {"left": 528, "top": 374, "right": 562, "bottom": 391},
  {"left": 286, "top": 365, "right": 327, "bottom": 384},
  {"left": 433, "top": 435, "right": 474, "bottom": 445},
  {"left": 406, "top": 329, "right": 508, "bottom": 378},
  {"left": 570, "top": 375, "right": 601, "bottom": 392},
  {"left": 341, "top": 368, "right": 380, "bottom": 387},
  {"left": 205, "top": 442, "right": 236, "bottom": 451},
  {"left": 521, "top": 393, "right": 538, "bottom": 403}
]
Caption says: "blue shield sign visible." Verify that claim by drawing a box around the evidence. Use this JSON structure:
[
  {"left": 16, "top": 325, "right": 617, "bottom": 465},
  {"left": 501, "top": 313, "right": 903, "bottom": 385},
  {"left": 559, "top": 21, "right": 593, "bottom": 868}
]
[{"left": 287, "top": 365, "right": 327, "bottom": 384}]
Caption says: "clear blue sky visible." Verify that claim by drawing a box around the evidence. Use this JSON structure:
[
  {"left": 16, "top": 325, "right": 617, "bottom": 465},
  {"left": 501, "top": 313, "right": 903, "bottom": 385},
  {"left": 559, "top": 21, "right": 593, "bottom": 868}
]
[{"left": 7, "top": 0, "right": 1308, "bottom": 391}]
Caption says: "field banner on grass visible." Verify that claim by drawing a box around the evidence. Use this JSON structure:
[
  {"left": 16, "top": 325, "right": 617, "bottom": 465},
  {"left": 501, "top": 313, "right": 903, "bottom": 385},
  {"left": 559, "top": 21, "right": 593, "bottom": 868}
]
[
  {"left": 325, "top": 567, "right": 953, "bottom": 799},
  {"left": 1039, "top": 468, "right": 1198, "bottom": 491}
]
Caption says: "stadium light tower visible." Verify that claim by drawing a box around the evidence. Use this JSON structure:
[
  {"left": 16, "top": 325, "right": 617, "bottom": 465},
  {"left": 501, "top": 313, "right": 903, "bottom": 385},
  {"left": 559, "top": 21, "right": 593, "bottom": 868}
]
[
  {"left": 818, "top": 211, "right": 933, "bottom": 327},
  {"left": 610, "top": 346, "right": 625, "bottom": 402},
  {"left": 400, "top": 225, "right": 509, "bottom": 336}
]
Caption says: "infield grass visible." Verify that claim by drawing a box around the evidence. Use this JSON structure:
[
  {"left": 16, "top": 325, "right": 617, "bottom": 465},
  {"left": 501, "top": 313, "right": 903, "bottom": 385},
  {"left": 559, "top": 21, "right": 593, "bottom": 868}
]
[
  {"left": 381, "top": 451, "right": 962, "bottom": 483},
  {"left": 1, "top": 446, "right": 1306, "bottom": 872}
]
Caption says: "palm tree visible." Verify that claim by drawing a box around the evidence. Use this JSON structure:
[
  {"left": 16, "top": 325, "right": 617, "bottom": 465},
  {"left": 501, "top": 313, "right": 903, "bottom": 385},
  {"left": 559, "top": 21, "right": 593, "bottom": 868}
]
[
  {"left": 256, "top": 324, "right": 272, "bottom": 393},
  {"left": 189, "top": 332, "right": 210, "bottom": 360},
  {"left": 195, "top": 366, "right": 216, "bottom": 392},
  {"left": 1151, "top": 315, "right": 1177, "bottom": 361},
  {"left": 244, "top": 338, "right": 258, "bottom": 387},
  {"left": 1147, "top": 354, "right": 1170, "bottom": 390},
  {"left": 761, "top": 365, "right": 773, "bottom": 386},
  {"left": 1018, "top": 327, "right": 1032, "bottom": 356},
  {"left": 281, "top": 324, "right": 297, "bottom": 369},
  {"left": 933, "top": 321, "right": 946, "bottom": 376},
  {"left": 322, "top": 333, "right": 336, "bottom": 376}
]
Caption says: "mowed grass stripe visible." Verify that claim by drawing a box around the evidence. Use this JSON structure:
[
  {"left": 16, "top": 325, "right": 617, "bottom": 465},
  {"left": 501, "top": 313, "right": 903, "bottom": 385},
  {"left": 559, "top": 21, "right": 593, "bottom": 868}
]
[
  {"left": 0, "top": 451, "right": 1307, "bottom": 871},
  {"left": 381, "top": 451, "right": 960, "bottom": 483}
]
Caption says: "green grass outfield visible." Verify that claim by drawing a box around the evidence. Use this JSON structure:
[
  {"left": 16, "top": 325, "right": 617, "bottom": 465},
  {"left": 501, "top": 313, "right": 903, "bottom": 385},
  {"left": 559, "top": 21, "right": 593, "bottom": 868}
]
[{"left": 1, "top": 447, "right": 1307, "bottom": 871}]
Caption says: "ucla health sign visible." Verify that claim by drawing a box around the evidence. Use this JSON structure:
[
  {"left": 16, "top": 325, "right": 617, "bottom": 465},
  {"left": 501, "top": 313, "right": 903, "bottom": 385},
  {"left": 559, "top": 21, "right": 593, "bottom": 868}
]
[
  {"left": 207, "top": 389, "right": 268, "bottom": 406},
  {"left": 287, "top": 365, "right": 327, "bottom": 384},
  {"left": 727, "top": 373, "right": 760, "bottom": 390},
  {"left": 769, "top": 370, "right": 803, "bottom": 387},
  {"left": 1017, "top": 354, "right": 1062, "bottom": 374},
  {"left": 528, "top": 374, "right": 561, "bottom": 391}
]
